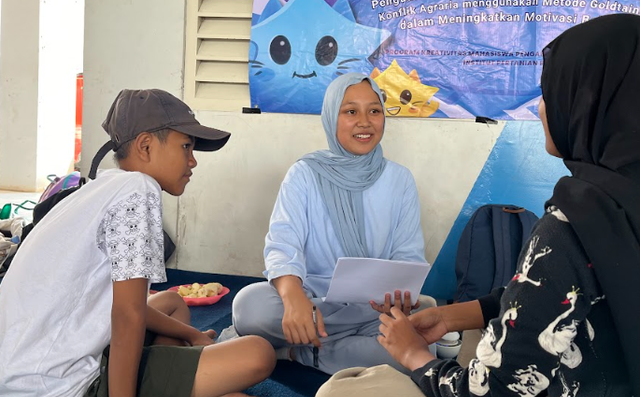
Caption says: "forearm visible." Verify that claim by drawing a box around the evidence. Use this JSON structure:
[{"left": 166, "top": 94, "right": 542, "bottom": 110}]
[
  {"left": 109, "top": 310, "right": 145, "bottom": 397},
  {"left": 440, "top": 300, "right": 485, "bottom": 331},
  {"left": 404, "top": 347, "right": 437, "bottom": 372},
  {"left": 273, "top": 275, "right": 306, "bottom": 304},
  {"left": 145, "top": 305, "right": 200, "bottom": 343}
]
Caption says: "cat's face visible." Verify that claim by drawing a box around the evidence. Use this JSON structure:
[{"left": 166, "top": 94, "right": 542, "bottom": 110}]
[
  {"left": 372, "top": 60, "right": 440, "bottom": 118},
  {"left": 249, "top": 0, "right": 390, "bottom": 114}
]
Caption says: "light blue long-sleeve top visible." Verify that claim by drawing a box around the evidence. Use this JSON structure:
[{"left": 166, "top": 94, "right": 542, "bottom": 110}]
[{"left": 264, "top": 159, "right": 427, "bottom": 298}]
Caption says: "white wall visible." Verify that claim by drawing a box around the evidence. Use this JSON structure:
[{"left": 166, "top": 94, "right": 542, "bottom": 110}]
[
  {"left": 0, "top": 0, "right": 40, "bottom": 191},
  {"left": 83, "top": 0, "right": 501, "bottom": 276},
  {"left": 0, "top": 0, "right": 84, "bottom": 192},
  {"left": 180, "top": 112, "right": 500, "bottom": 276},
  {"left": 37, "top": 0, "right": 84, "bottom": 185}
]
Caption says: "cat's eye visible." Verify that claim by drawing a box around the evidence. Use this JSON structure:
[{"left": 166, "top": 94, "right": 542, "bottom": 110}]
[
  {"left": 400, "top": 90, "right": 412, "bottom": 105},
  {"left": 380, "top": 89, "right": 388, "bottom": 103},
  {"left": 270, "top": 35, "right": 291, "bottom": 65},
  {"left": 315, "top": 36, "right": 338, "bottom": 66}
]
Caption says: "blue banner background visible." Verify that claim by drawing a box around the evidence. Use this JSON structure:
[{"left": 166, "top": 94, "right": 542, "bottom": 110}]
[{"left": 250, "top": 0, "right": 637, "bottom": 118}]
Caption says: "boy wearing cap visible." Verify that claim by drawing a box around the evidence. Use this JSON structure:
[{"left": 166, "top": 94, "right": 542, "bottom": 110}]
[{"left": 0, "top": 89, "right": 275, "bottom": 397}]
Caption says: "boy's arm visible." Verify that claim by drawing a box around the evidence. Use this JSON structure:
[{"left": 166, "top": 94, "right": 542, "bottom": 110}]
[
  {"left": 110, "top": 278, "right": 148, "bottom": 397},
  {"left": 145, "top": 305, "right": 213, "bottom": 346}
]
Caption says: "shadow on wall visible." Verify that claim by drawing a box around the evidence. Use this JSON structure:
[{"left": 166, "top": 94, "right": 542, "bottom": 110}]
[{"left": 423, "top": 121, "right": 570, "bottom": 300}]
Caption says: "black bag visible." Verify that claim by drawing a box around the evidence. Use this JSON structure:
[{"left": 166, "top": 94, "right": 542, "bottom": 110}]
[{"left": 454, "top": 204, "right": 539, "bottom": 303}]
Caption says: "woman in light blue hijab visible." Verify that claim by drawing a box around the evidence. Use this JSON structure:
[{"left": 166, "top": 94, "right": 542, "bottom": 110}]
[
  {"left": 231, "top": 73, "right": 427, "bottom": 375},
  {"left": 301, "top": 73, "right": 387, "bottom": 258}
]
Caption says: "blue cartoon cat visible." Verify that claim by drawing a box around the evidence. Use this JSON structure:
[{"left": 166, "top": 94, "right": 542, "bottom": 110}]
[{"left": 249, "top": 0, "right": 390, "bottom": 114}]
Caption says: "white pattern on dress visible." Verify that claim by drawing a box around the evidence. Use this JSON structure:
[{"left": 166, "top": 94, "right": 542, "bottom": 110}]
[
  {"left": 506, "top": 365, "right": 550, "bottom": 396},
  {"left": 468, "top": 359, "right": 490, "bottom": 396},
  {"left": 591, "top": 295, "right": 605, "bottom": 306},
  {"left": 476, "top": 302, "right": 520, "bottom": 368},
  {"left": 538, "top": 287, "right": 583, "bottom": 369},
  {"left": 559, "top": 372, "right": 580, "bottom": 396},
  {"left": 560, "top": 342, "right": 583, "bottom": 369},
  {"left": 512, "top": 235, "right": 551, "bottom": 287},
  {"left": 438, "top": 368, "right": 462, "bottom": 396},
  {"left": 548, "top": 206, "right": 570, "bottom": 223}
]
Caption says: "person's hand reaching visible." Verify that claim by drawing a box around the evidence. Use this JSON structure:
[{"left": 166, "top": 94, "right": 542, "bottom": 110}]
[
  {"left": 378, "top": 307, "right": 436, "bottom": 371},
  {"left": 370, "top": 290, "right": 419, "bottom": 316},
  {"left": 409, "top": 306, "right": 450, "bottom": 344}
]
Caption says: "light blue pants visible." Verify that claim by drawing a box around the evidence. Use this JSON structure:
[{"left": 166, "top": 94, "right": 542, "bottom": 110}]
[{"left": 232, "top": 281, "right": 408, "bottom": 375}]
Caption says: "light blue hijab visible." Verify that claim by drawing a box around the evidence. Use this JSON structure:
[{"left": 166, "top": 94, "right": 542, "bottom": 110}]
[{"left": 301, "top": 73, "right": 387, "bottom": 258}]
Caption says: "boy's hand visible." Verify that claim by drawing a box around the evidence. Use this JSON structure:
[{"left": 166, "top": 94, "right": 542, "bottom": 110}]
[
  {"left": 189, "top": 329, "right": 217, "bottom": 346},
  {"left": 370, "top": 290, "right": 419, "bottom": 316},
  {"left": 378, "top": 307, "right": 436, "bottom": 371}
]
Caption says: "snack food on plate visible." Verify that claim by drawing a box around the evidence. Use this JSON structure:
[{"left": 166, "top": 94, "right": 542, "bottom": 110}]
[{"left": 176, "top": 282, "right": 223, "bottom": 298}]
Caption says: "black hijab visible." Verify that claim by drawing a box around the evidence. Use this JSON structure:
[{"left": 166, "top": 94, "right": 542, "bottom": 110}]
[{"left": 543, "top": 14, "right": 640, "bottom": 394}]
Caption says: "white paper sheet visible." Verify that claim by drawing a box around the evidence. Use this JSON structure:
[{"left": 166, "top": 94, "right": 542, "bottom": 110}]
[{"left": 324, "top": 257, "right": 432, "bottom": 304}]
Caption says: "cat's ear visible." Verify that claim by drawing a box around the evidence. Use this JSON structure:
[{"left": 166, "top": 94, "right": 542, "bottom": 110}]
[
  {"left": 409, "top": 69, "right": 421, "bottom": 83},
  {"left": 333, "top": 0, "right": 356, "bottom": 22},
  {"left": 370, "top": 67, "right": 382, "bottom": 79},
  {"left": 257, "top": 0, "right": 284, "bottom": 24}
]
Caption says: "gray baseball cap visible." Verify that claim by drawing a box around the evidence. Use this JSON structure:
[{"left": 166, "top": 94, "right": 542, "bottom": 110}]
[
  {"left": 101, "top": 88, "right": 230, "bottom": 151},
  {"left": 89, "top": 88, "right": 231, "bottom": 180}
]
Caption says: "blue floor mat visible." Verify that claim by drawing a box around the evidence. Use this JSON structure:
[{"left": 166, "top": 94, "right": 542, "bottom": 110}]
[{"left": 154, "top": 268, "right": 330, "bottom": 397}]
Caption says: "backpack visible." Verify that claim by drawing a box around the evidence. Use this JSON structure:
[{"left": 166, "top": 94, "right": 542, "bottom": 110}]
[
  {"left": 39, "top": 172, "right": 83, "bottom": 203},
  {"left": 454, "top": 204, "right": 539, "bottom": 303}
]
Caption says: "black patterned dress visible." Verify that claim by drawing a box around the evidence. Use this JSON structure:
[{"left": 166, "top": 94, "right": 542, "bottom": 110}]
[{"left": 412, "top": 208, "right": 632, "bottom": 397}]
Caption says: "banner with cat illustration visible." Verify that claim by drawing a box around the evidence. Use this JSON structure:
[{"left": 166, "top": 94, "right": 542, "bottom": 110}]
[{"left": 250, "top": 0, "right": 637, "bottom": 119}]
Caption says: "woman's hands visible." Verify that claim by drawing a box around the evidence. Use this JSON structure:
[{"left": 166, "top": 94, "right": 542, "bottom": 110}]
[
  {"left": 370, "top": 290, "right": 419, "bottom": 316},
  {"left": 282, "top": 292, "right": 327, "bottom": 347},
  {"left": 274, "top": 276, "right": 328, "bottom": 347},
  {"left": 378, "top": 307, "right": 436, "bottom": 371}
]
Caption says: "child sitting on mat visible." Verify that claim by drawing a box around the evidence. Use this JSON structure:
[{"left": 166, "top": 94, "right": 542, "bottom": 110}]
[{"left": 0, "top": 89, "right": 275, "bottom": 397}]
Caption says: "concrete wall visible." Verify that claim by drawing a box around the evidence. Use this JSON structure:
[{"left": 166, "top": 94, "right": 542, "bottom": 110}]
[
  {"left": 82, "top": 0, "right": 187, "bottom": 255},
  {"left": 0, "top": 0, "right": 83, "bottom": 192},
  {"left": 37, "top": 0, "right": 84, "bottom": 185},
  {"left": 0, "top": 0, "right": 41, "bottom": 191},
  {"left": 82, "top": 0, "right": 502, "bottom": 276},
  {"left": 176, "top": 112, "right": 500, "bottom": 276}
]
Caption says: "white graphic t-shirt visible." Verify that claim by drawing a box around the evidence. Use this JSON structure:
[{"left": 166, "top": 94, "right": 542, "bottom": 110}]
[{"left": 0, "top": 169, "right": 166, "bottom": 397}]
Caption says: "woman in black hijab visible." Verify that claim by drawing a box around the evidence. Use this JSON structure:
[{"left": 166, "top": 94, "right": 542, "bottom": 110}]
[
  {"left": 541, "top": 12, "right": 640, "bottom": 396},
  {"left": 317, "top": 13, "right": 638, "bottom": 397}
]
